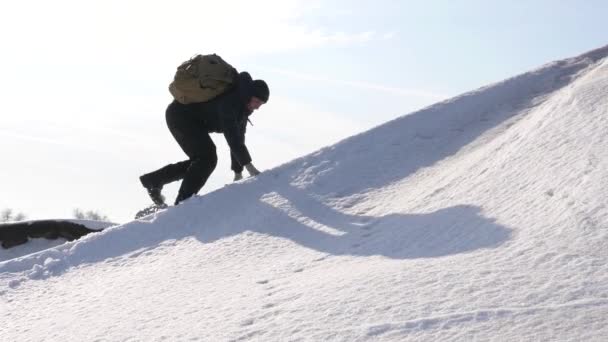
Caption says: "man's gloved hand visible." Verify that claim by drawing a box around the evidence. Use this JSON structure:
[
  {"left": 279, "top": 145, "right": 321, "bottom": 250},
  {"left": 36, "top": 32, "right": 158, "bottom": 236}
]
[
  {"left": 244, "top": 163, "right": 261, "bottom": 176},
  {"left": 233, "top": 172, "right": 243, "bottom": 181}
]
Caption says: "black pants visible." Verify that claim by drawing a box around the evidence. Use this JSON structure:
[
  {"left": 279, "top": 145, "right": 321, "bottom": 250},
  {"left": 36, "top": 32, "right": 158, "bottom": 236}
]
[{"left": 141, "top": 101, "right": 218, "bottom": 205}]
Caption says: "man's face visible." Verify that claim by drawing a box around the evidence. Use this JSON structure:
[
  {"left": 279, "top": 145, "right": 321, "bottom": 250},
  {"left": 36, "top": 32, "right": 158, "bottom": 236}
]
[{"left": 247, "top": 97, "right": 265, "bottom": 112}]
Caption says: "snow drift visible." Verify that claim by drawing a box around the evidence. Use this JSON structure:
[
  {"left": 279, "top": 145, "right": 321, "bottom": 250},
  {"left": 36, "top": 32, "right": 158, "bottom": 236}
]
[{"left": 1, "top": 46, "right": 608, "bottom": 341}]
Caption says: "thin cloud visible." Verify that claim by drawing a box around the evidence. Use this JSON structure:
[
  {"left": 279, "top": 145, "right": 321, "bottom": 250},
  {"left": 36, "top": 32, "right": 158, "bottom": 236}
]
[{"left": 0, "top": 0, "right": 393, "bottom": 63}]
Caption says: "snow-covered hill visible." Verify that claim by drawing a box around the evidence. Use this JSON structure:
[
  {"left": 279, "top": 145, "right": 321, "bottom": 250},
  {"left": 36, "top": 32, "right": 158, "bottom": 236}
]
[{"left": 1, "top": 46, "right": 608, "bottom": 341}]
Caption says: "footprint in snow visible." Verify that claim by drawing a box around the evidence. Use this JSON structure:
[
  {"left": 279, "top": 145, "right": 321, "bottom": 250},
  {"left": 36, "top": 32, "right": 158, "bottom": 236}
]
[
  {"left": 240, "top": 318, "right": 255, "bottom": 326},
  {"left": 313, "top": 256, "right": 328, "bottom": 262}
]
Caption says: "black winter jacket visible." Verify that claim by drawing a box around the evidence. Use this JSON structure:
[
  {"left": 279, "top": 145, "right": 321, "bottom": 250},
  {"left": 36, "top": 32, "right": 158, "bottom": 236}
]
[{"left": 168, "top": 72, "right": 256, "bottom": 172}]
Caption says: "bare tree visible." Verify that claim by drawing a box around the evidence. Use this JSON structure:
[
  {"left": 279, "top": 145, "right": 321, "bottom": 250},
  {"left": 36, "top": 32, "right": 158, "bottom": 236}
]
[
  {"left": 1, "top": 208, "right": 27, "bottom": 222},
  {"left": 73, "top": 208, "right": 110, "bottom": 222},
  {"left": 1, "top": 208, "right": 10, "bottom": 222}
]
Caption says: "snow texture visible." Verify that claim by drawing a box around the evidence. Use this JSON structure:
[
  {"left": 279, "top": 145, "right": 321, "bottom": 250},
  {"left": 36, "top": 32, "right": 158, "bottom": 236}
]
[{"left": 1, "top": 46, "right": 608, "bottom": 341}]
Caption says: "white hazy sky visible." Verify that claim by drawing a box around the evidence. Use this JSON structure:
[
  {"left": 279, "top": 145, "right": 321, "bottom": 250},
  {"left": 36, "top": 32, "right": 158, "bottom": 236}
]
[{"left": 1, "top": 0, "right": 606, "bottom": 222}]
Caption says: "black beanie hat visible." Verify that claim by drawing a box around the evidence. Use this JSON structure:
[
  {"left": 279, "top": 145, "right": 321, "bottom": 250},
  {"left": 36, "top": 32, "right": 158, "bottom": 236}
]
[{"left": 251, "top": 79, "right": 269, "bottom": 103}]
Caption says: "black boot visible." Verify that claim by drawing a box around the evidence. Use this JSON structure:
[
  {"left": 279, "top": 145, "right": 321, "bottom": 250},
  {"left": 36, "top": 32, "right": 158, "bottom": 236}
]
[{"left": 139, "top": 175, "right": 166, "bottom": 206}]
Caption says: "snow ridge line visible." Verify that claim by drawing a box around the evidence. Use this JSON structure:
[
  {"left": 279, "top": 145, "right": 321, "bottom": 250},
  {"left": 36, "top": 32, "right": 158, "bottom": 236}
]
[{"left": 363, "top": 298, "right": 608, "bottom": 337}]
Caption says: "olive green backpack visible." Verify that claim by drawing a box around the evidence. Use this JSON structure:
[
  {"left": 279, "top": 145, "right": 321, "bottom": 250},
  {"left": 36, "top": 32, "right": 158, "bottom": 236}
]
[{"left": 168, "top": 54, "right": 237, "bottom": 104}]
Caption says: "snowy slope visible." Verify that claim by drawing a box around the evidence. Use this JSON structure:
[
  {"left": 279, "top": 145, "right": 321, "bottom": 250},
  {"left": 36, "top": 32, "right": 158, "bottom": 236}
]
[{"left": 1, "top": 46, "right": 608, "bottom": 342}]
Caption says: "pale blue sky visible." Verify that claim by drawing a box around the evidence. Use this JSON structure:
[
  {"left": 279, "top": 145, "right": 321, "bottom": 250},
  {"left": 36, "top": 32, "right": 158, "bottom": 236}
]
[{"left": 0, "top": 0, "right": 606, "bottom": 222}]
